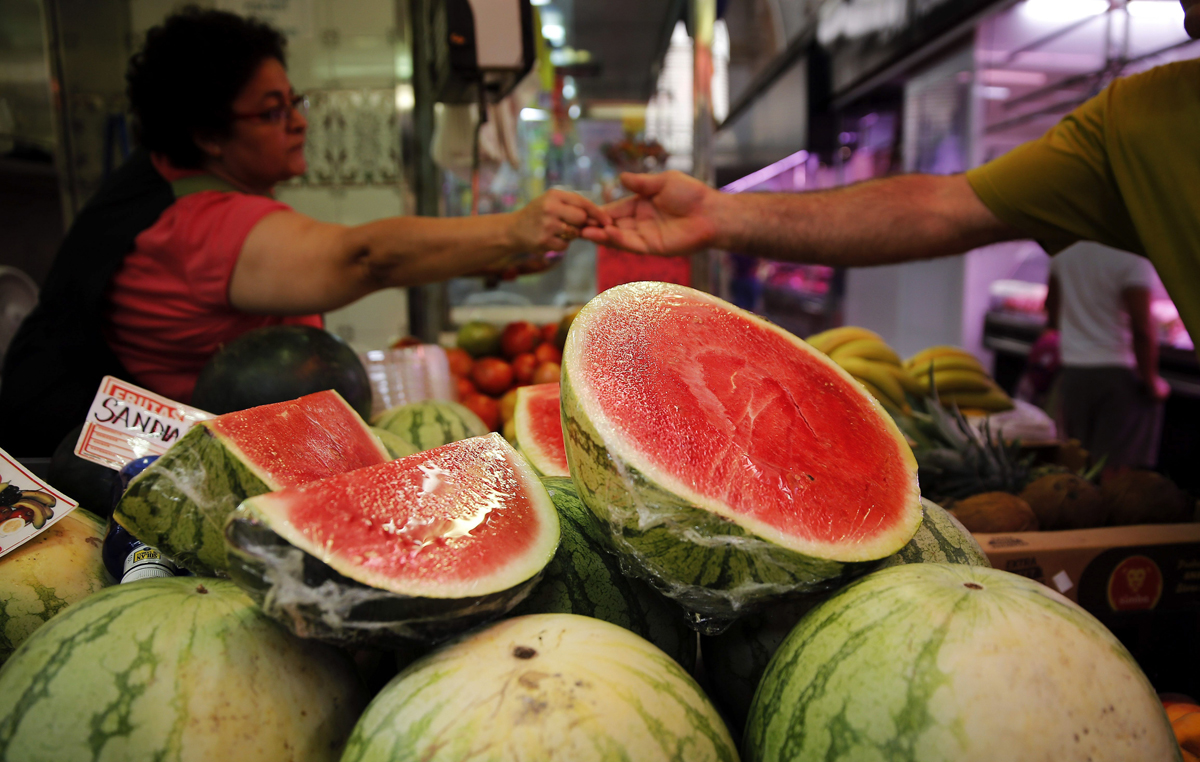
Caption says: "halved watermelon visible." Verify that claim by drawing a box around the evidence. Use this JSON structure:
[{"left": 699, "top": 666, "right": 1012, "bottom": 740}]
[
  {"left": 514, "top": 383, "right": 569, "bottom": 477},
  {"left": 224, "top": 433, "right": 560, "bottom": 645},
  {"left": 562, "top": 282, "right": 922, "bottom": 620},
  {"left": 115, "top": 390, "right": 389, "bottom": 576}
]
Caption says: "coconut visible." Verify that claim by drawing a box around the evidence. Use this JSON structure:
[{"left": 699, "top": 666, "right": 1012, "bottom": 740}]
[
  {"left": 1019, "top": 473, "right": 1104, "bottom": 530},
  {"left": 1101, "top": 468, "right": 1192, "bottom": 526},
  {"left": 949, "top": 492, "right": 1038, "bottom": 533}
]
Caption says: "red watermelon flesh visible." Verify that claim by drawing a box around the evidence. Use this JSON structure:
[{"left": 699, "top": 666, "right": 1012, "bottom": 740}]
[
  {"left": 514, "top": 383, "right": 569, "bottom": 477},
  {"left": 566, "top": 282, "right": 920, "bottom": 562},
  {"left": 241, "top": 433, "right": 559, "bottom": 599},
  {"left": 212, "top": 390, "right": 389, "bottom": 487}
]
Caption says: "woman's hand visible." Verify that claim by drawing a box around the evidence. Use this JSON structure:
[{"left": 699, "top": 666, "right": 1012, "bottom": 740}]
[{"left": 508, "top": 189, "right": 610, "bottom": 254}]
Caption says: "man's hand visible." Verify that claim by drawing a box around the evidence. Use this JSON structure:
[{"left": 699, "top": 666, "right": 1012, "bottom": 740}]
[
  {"left": 581, "top": 171, "right": 721, "bottom": 256},
  {"left": 510, "top": 188, "right": 611, "bottom": 254}
]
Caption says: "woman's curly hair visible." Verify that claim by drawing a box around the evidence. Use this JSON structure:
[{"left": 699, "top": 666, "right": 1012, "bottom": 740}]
[{"left": 127, "top": 6, "right": 287, "bottom": 168}]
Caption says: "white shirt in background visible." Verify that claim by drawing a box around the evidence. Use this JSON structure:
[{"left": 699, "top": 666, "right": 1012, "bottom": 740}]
[{"left": 1050, "top": 242, "right": 1158, "bottom": 368}]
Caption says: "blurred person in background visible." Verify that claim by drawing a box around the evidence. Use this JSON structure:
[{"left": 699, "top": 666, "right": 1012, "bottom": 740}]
[
  {"left": 0, "top": 6, "right": 605, "bottom": 457},
  {"left": 1047, "top": 242, "right": 1168, "bottom": 469}
]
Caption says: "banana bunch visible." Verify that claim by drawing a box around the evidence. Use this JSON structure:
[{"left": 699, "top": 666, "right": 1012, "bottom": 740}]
[
  {"left": 904, "top": 346, "right": 1014, "bottom": 413},
  {"left": 0, "top": 481, "right": 56, "bottom": 530},
  {"left": 806, "top": 327, "right": 921, "bottom": 413}
]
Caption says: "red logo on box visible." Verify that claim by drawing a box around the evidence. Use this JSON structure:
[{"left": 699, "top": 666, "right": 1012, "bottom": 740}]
[{"left": 1106, "top": 555, "right": 1163, "bottom": 611}]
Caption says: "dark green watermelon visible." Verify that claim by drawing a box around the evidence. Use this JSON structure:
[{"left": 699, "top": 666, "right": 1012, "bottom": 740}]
[
  {"left": 509, "top": 477, "right": 697, "bottom": 672},
  {"left": 46, "top": 424, "right": 119, "bottom": 518},
  {"left": 190, "top": 325, "right": 373, "bottom": 420}
]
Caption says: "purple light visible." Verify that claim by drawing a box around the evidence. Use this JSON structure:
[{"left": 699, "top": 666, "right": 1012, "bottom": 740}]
[{"left": 721, "top": 149, "right": 810, "bottom": 194}]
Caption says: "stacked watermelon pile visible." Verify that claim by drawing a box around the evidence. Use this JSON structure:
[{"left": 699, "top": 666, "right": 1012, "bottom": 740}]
[{"left": 0, "top": 283, "right": 1187, "bottom": 762}]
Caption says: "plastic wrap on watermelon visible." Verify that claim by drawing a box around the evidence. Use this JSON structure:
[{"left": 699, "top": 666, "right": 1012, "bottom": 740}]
[
  {"left": 559, "top": 282, "right": 926, "bottom": 633},
  {"left": 112, "top": 391, "right": 390, "bottom": 577},
  {"left": 223, "top": 434, "right": 560, "bottom": 646}
]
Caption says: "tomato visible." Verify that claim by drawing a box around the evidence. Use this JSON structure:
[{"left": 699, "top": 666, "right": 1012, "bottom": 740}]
[
  {"left": 532, "top": 361, "right": 561, "bottom": 385},
  {"left": 446, "top": 347, "right": 474, "bottom": 377},
  {"left": 511, "top": 353, "right": 538, "bottom": 385},
  {"left": 455, "top": 376, "right": 477, "bottom": 400},
  {"left": 534, "top": 343, "right": 562, "bottom": 365},
  {"left": 541, "top": 322, "right": 558, "bottom": 346},
  {"left": 390, "top": 335, "right": 422, "bottom": 349},
  {"left": 471, "top": 357, "right": 515, "bottom": 396},
  {"left": 499, "top": 387, "right": 520, "bottom": 423},
  {"left": 461, "top": 393, "right": 500, "bottom": 431},
  {"left": 501, "top": 321, "right": 542, "bottom": 359}
]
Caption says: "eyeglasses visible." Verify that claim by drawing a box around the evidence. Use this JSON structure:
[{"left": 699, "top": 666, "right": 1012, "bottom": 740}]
[{"left": 231, "top": 93, "right": 309, "bottom": 126}]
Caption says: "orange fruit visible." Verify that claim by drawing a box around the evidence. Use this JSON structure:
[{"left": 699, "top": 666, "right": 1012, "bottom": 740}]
[
  {"left": 446, "top": 347, "right": 474, "bottom": 377},
  {"left": 461, "top": 393, "right": 500, "bottom": 431},
  {"left": 471, "top": 357, "right": 515, "bottom": 396},
  {"left": 534, "top": 343, "right": 562, "bottom": 365},
  {"left": 532, "top": 361, "right": 560, "bottom": 385},
  {"left": 512, "top": 353, "right": 538, "bottom": 385}
]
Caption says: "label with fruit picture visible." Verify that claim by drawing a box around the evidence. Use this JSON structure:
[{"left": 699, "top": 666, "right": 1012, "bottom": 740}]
[
  {"left": 0, "top": 446, "right": 78, "bottom": 559},
  {"left": 75, "top": 376, "right": 214, "bottom": 472}
]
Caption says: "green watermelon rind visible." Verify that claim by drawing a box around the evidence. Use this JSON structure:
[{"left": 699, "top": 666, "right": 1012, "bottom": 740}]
[
  {"left": 370, "top": 426, "right": 420, "bottom": 459},
  {"left": 373, "top": 400, "right": 488, "bottom": 451},
  {"left": 510, "top": 477, "right": 697, "bottom": 671},
  {"left": 114, "top": 423, "right": 272, "bottom": 577},
  {"left": 880, "top": 498, "right": 990, "bottom": 568},
  {"left": 0, "top": 509, "right": 112, "bottom": 664},
  {"left": 0, "top": 577, "right": 366, "bottom": 761},
  {"left": 224, "top": 514, "right": 544, "bottom": 646},
  {"left": 561, "top": 369, "right": 877, "bottom": 619},
  {"left": 742, "top": 564, "right": 1180, "bottom": 762}
]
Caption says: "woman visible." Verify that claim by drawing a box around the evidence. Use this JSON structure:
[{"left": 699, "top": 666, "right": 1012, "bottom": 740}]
[{"left": 0, "top": 8, "right": 605, "bottom": 456}]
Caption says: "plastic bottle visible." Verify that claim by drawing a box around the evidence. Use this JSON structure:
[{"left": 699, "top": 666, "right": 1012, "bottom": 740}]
[{"left": 102, "top": 456, "right": 185, "bottom": 583}]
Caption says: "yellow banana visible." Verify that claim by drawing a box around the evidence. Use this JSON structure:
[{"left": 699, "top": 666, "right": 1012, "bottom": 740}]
[
  {"left": 829, "top": 339, "right": 902, "bottom": 366},
  {"left": 19, "top": 490, "right": 56, "bottom": 508},
  {"left": 836, "top": 357, "right": 908, "bottom": 409},
  {"left": 917, "top": 369, "right": 996, "bottom": 395},
  {"left": 939, "top": 389, "right": 1015, "bottom": 413},
  {"left": 904, "top": 345, "right": 978, "bottom": 370},
  {"left": 806, "top": 326, "right": 883, "bottom": 355},
  {"left": 907, "top": 354, "right": 987, "bottom": 378},
  {"left": 855, "top": 379, "right": 900, "bottom": 411},
  {"left": 881, "top": 363, "right": 925, "bottom": 395}
]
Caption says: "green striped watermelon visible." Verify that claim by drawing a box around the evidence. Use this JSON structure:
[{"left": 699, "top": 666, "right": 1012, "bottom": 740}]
[
  {"left": 743, "top": 564, "right": 1180, "bottom": 762},
  {"left": 373, "top": 400, "right": 488, "bottom": 451},
  {"left": 340, "top": 613, "right": 738, "bottom": 762},
  {"left": 514, "top": 383, "right": 569, "bottom": 477},
  {"left": 115, "top": 390, "right": 388, "bottom": 576},
  {"left": 510, "top": 477, "right": 696, "bottom": 670},
  {"left": 0, "top": 577, "right": 366, "bottom": 761},
  {"left": 225, "top": 433, "right": 560, "bottom": 645},
  {"left": 562, "top": 282, "right": 922, "bottom": 621},
  {"left": 0, "top": 509, "right": 112, "bottom": 664},
  {"left": 371, "top": 426, "right": 420, "bottom": 459},
  {"left": 702, "top": 498, "right": 989, "bottom": 733}
]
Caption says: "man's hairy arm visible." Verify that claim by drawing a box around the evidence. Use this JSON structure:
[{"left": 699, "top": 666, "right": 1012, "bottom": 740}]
[{"left": 585, "top": 171, "right": 1026, "bottom": 267}]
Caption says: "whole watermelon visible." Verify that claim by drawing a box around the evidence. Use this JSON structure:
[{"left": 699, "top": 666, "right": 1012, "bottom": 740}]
[
  {"left": 0, "top": 509, "right": 112, "bottom": 664},
  {"left": 191, "top": 325, "right": 373, "bottom": 420},
  {"left": 340, "top": 613, "right": 738, "bottom": 762},
  {"left": 702, "top": 498, "right": 988, "bottom": 733},
  {"left": 47, "top": 424, "right": 120, "bottom": 518},
  {"left": 372, "top": 400, "right": 488, "bottom": 451},
  {"left": 510, "top": 477, "right": 696, "bottom": 671},
  {"left": 743, "top": 564, "right": 1180, "bottom": 762},
  {"left": 0, "top": 577, "right": 367, "bottom": 761}
]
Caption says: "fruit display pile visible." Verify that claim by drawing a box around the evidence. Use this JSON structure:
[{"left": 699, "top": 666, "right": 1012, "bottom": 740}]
[{"left": 0, "top": 284, "right": 1194, "bottom": 761}]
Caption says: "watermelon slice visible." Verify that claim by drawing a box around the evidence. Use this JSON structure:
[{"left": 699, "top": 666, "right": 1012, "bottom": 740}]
[
  {"left": 115, "top": 390, "right": 389, "bottom": 576},
  {"left": 224, "top": 433, "right": 560, "bottom": 645},
  {"left": 514, "top": 383, "right": 569, "bottom": 477},
  {"left": 562, "top": 282, "right": 922, "bottom": 621}
]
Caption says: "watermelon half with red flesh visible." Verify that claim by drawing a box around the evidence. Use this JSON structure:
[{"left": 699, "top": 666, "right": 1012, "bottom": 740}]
[
  {"left": 116, "top": 390, "right": 389, "bottom": 576},
  {"left": 561, "top": 282, "right": 922, "bottom": 620},
  {"left": 514, "top": 383, "right": 569, "bottom": 477},
  {"left": 224, "top": 433, "right": 560, "bottom": 645}
]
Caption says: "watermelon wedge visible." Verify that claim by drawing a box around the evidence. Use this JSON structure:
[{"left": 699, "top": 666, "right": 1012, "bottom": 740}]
[
  {"left": 224, "top": 433, "right": 560, "bottom": 645},
  {"left": 562, "top": 282, "right": 922, "bottom": 621},
  {"left": 115, "top": 390, "right": 389, "bottom": 576},
  {"left": 514, "top": 383, "right": 569, "bottom": 477}
]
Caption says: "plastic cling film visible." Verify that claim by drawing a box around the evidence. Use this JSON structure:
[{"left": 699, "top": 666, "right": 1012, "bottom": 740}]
[{"left": 223, "top": 514, "right": 541, "bottom": 647}]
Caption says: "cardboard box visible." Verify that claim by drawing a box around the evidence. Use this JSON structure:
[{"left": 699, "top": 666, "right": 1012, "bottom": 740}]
[{"left": 974, "top": 523, "right": 1200, "bottom": 613}]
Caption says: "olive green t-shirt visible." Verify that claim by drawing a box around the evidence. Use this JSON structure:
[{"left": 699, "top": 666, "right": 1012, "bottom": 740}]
[{"left": 966, "top": 59, "right": 1200, "bottom": 348}]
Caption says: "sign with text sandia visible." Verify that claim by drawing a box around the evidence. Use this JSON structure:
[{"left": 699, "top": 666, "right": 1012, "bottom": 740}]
[{"left": 75, "top": 376, "right": 213, "bottom": 471}]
